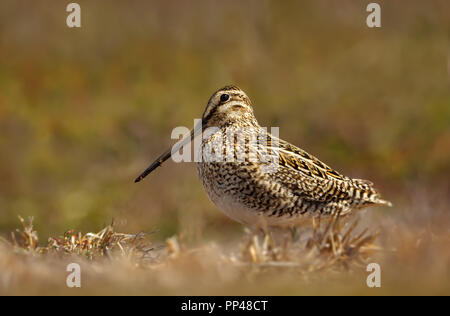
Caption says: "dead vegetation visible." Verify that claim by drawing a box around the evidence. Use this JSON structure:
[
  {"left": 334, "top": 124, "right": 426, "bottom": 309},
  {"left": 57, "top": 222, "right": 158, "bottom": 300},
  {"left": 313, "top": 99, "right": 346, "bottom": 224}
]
[
  {"left": 5, "top": 216, "right": 157, "bottom": 264},
  {"left": 0, "top": 213, "right": 386, "bottom": 295},
  {"left": 1, "top": 198, "right": 449, "bottom": 296},
  {"left": 3, "top": 214, "right": 379, "bottom": 267},
  {"left": 236, "top": 214, "right": 379, "bottom": 275}
]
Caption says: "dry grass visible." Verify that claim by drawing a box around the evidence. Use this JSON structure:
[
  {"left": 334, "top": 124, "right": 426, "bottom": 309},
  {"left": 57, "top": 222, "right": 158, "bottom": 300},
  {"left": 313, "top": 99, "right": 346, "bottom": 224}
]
[
  {"left": 237, "top": 214, "right": 379, "bottom": 273},
  {"left": 8, "top": 216, "right": 156, "bottom": 262},
  {"left": 2, "top": 208, "right": 448, "bottom": 296}
]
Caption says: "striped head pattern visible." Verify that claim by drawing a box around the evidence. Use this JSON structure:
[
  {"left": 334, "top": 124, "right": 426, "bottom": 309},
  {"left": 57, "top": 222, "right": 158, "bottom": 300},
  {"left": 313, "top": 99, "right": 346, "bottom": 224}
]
[{"left": 201, "top": 85, "right": 259, "bottom": 128}]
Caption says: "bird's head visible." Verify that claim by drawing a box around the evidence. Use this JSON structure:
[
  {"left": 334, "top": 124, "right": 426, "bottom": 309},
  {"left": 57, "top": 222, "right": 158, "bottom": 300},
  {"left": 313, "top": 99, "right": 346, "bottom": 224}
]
[
  {"left": 134, "top": 85, "right": 258, "bottom": 183},
  {"left": 201, "top": 85, "right": 258, "bottom": 128}
]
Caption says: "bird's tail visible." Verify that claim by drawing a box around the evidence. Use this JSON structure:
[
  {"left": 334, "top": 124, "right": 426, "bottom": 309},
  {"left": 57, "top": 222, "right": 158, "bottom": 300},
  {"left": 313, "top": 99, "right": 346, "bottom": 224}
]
[
  {"left": 373, "top": 198, "right": 393, "bottom": 207},
  {"left": 351, "top": 178, "right": 392, "bottom": 208}
]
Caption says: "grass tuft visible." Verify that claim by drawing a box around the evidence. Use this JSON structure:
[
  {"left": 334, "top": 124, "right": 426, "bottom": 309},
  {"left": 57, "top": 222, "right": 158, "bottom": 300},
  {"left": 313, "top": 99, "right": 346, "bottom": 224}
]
[
  {"left": 5, "top": 216, "right": 157, "bottom": 264},
  {"left": 239, "top": 214, "right": 379, "bottom": 273}
]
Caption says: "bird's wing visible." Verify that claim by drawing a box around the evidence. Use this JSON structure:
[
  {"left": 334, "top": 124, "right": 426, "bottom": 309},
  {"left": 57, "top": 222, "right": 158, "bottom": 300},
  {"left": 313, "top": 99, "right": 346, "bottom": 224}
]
[
  {"left": 260, "top": 135, "right": 379, "bottom": 205},
  {"left": 265, "top": 135, "right": 348, "bottom": 181}
]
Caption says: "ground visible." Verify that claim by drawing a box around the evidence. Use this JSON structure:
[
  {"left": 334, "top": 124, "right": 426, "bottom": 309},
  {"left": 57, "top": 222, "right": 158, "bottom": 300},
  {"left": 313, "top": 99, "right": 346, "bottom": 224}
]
[{"left": 1, "top": 197, "right": 448, "bottom": 295}]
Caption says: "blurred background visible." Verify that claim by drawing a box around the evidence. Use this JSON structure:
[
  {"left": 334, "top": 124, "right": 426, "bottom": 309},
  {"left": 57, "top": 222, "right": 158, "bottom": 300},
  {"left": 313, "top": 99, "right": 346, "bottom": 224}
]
[{"left": 0, "top": 0, "right": 449, "bottom": 244}]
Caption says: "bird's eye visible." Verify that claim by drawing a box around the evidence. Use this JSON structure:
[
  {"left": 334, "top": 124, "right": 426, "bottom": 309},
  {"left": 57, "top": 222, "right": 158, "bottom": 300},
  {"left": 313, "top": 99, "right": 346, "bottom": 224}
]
[{"left": 220, "top": 94, "right": 230, "bottom": 103}]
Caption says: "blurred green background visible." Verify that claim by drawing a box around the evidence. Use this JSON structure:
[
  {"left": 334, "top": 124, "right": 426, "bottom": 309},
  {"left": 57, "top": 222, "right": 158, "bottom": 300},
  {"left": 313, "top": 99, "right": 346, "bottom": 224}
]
[{"left": 0, "top": 0, "right": 449, "bottom": 242}]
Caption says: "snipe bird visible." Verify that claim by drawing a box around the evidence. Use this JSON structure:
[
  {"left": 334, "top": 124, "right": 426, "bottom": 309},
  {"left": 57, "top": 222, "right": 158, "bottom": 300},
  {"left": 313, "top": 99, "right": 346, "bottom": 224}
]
[{"left": 135, "top": 85, "right": 391, "bottom": 227}]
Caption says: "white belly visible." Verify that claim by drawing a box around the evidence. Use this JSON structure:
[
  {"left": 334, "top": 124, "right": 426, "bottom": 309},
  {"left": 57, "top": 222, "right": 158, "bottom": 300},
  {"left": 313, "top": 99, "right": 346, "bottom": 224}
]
[
  {"left": 209, "top": 193, "right": 263, "bottom": 225},
  {"left": 196, "top": 160, "right": 311, "bottom": 227}
]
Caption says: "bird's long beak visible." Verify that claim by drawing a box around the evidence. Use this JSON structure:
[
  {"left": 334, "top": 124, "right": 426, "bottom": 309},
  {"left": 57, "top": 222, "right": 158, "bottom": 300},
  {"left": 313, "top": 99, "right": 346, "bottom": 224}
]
[{"left": 134, "top": 119, "right": 203, "bottom": 183}]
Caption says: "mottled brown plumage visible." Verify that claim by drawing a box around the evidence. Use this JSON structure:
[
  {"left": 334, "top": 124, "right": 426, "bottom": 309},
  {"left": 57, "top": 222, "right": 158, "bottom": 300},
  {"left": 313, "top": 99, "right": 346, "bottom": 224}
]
[{"left": 136, "top": 85, "right": 391, "bottom": 227}]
